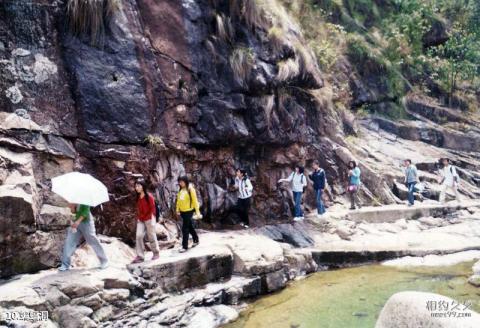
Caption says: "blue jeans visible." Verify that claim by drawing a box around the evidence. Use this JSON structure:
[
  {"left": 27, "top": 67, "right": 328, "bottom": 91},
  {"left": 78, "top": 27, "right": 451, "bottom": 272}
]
[
  {"left": 407, "top": 182, "right": 416, "bottom": 205},
  {"left": 293, "top": 191, "right": 303, "bottom": 217},
  {"left": 61, "top": 220, "right": 108, "bottom": 268},
  {"left": 315, "top": 189, "right": 326, "bottom": 214}
]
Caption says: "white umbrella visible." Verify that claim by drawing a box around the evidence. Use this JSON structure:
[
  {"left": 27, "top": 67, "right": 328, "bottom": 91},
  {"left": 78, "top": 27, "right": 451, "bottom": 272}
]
[{"left": 52, "top": 172, "right": 109, "bottom": 207}]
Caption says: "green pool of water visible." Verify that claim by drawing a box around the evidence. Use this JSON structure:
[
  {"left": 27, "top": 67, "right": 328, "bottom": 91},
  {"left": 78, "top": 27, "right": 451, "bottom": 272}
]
[{"left": 225, "top": 261, "right": 480, "bottom": 328}]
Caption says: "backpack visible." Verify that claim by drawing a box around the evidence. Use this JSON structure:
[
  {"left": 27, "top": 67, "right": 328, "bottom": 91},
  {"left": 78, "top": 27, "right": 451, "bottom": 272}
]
[
  {"left": 450, "top": 166, "right": 459, "bottom": 183},
  {"left": 320, "top": 169, "right": 327, "bottom": 188},
  {"left": 154, "top": 199, "right": 161, "bottom": 221},
  {"left": 145, "top": 193, "right": 161, "bottom": 221},
  {"left": 294, "top": 172, "right": 307, "bottom": 193}
]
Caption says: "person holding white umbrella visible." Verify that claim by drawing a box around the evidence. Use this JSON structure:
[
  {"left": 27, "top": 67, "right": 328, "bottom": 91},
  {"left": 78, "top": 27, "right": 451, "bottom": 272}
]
[{"left": 52, "top": 172, "right": 110, "bottom": 271}]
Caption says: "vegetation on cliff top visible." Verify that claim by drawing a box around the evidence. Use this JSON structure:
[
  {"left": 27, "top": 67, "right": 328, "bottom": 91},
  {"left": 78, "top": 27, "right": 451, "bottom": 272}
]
[{"left": 280, "top": 0, "right": 480, "bottom": 118}]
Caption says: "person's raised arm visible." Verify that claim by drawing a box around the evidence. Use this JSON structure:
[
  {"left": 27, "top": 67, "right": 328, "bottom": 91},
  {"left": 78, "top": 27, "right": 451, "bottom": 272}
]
[{"left": 279, "top": 172, "right": 293, "bottom": 183}]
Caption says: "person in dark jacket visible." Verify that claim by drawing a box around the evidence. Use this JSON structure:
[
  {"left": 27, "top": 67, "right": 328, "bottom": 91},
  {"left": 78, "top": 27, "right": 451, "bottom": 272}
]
[{"left": 309, "top": 160, "right": 326, "bottom": 216}]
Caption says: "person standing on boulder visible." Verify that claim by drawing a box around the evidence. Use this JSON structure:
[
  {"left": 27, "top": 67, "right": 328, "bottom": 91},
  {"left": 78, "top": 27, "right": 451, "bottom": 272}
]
[
  {"left": 403, "top": 159, "right": 418, "bottom": 206},
  {"left": 131, "top": 179, "right": 160, "bottom": 264},
  {"left": 278, "top": 165, "right": 307, "bottom": 221},
  {"left": 309, "top": 160, "right": 326, "bottom": 217},
  {"left": 176, "top": 176, "right": 201, "bottom": 252},
  {"left": 439, "top": 158, "right": 461, "bottom": 204},
  {"left": 59, "top": 203, "right": 109, "bottom": 271},
  {"left": 233, "top": 168, "right": 253, "bottom": 228},
  {"left": 347, "top": 160, "right": 361, "bottom": 210}
]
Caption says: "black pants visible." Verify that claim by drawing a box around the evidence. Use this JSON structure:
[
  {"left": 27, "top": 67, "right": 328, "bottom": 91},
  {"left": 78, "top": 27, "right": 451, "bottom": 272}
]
[
  {"left": 236, "top": 197, "right": 251, "bottom": 225},
  {"left": 181, "top": 210, "right": 199, "bottom": 249}
]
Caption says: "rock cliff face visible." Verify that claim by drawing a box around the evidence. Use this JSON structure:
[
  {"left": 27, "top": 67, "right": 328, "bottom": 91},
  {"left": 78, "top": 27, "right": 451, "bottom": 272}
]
[
  {"left": 1, "top": 0, "right": 479, "bottom": 278},
  {"left": 0, "top": 0, "right": 339, "bottom": 277}
]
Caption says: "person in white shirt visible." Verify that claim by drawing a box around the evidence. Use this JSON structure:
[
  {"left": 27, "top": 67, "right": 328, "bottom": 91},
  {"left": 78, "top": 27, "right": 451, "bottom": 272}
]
[
  {"left": 234, "top": 168, "right": 253, "bottom": 228},
  {"left": 278, "top": 165, "right": 307, "bottom": 221},
  {"left": 439, "top": 158, "right": 460, "bottom": 203}
]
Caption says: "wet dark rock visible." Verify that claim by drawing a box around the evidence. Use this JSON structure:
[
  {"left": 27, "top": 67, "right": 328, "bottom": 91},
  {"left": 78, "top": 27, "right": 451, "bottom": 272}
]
[{"left": 257, "top": 223, "right": 315, "bottom": 247}]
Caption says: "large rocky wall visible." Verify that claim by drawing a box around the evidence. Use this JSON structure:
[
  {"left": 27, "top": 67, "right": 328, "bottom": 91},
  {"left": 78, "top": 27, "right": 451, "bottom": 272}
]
[{"left": 0, "top": 0, "right": 349, "bottom": 278}]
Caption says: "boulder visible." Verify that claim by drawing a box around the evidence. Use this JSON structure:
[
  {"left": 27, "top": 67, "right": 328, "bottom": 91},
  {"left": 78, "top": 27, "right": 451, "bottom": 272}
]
[
  {"left": 262, "top": 269, "right": 287, "bottom": 293},
  {"left": 38, "top": 205, "right": 72, "bottom": 231},
  {"left": 283, "top": 248, "right": 318, "bottom": 279},
  {"left": 375, "top": 291, "right": 480, "bottom": 328},
  {"left": 468, "top": 260, "right": 480, "bottom": 287},
  {"left": 53, "top": 305, "right": 96, "bottom": 328}
]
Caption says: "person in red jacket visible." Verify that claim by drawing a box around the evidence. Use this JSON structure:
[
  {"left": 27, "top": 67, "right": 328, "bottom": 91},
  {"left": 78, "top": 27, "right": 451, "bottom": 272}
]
[{"left": 131, "top": 179, "right": 160, "bottom": 264}]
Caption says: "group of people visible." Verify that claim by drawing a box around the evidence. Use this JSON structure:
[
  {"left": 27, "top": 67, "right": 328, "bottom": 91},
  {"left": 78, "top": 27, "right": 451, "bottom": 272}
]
[
  {"left": 277, "top": 159, "right": 362, "bottom": 222},
  {"left": 58, "top": 169, "right": 254, "bottom": 270},
  {"left": 57, "top": 157, "right": 461, "bottom": 271},
  {"left": 403, "top": 157, "right": 461, "bottom": 206}
]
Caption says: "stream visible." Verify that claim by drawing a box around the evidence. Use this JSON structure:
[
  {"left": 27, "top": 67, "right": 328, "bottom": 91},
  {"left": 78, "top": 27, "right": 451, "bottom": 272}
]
[{"left": 225, "top": 261, "right": 480, "bottom": 328}]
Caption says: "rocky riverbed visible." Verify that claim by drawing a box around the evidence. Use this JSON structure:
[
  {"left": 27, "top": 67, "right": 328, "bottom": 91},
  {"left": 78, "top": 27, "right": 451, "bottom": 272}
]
[{"left": 1, "top": 202, "right": 480, "bottom": 327}]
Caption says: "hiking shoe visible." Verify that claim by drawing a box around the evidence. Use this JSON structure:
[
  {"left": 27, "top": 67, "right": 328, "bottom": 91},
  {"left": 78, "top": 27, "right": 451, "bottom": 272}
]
[
  {"left": 131, "top": 256, "right": 144, "bottom": 264},
  {"left": 152, "top": 254, "right": 160, "bottom": 260},
  {"left": 58, "top": 264, "right": 69, "bottom": 272},
  {"left": 192, "top": 242, "right": 199, "bottom": 248},
  {"left": 179, "top": 248, "right": 188, "bottom": 253},
  {"left": 98, "top": 261, "right": 109, "bottom": 270}
]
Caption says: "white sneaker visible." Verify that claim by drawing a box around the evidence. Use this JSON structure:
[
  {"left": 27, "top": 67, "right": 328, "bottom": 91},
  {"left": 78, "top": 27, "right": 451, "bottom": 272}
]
[
  {"left": 293, "top": 217, "right": 302, "bottom": 222},
  {"left": 244, "top": 225, "right": 249, "bottom": 229},
  {"left": 98, "top": 261, "right": 109, "bottom": 270},
  {"left": 58, "top": 264, "right": 69, "bottom": 272},
  {"left": 179, "top": 248, "right": 187, "bottom": 253}
]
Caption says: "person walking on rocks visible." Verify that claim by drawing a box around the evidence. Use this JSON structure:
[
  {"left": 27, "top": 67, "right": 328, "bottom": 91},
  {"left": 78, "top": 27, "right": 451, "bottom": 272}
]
[
  {"left": 233, "top": 168, "right": 253, "bottom": 228},
  {"left": 309, "top": 160, "right": 326, "bottom": 216},
  {"left": 176, "top": 176, "right": 201, "bottom": 252},
  {"left": 59, "top": 203, "right": 109, "bottom": 271},
  {"left": 439, "top": 158, "right": 461, "bottom": 204},
  {"left": 131, "top": 179, "right": 160, "bottom": 264},
  {"left": 278, "top": 165, "right": 307, "bottom": 221},
  {"left": 404, "top": 159, "right": 418, "bottom": 206},
  {"left": 347, "top": 160, "right": 361, "bottom": 210}
]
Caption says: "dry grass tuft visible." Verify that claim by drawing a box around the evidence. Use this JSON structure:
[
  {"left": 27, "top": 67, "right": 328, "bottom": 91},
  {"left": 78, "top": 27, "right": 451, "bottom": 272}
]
[
  {"left": 277, "top": 58, "right": 300, "bottom": 81},
  {"left": 230, "top": 0, "right": 269, "bottom": 31},
  {"left": 215, "top": 13, "right": 234, "bottom": 43},
  {"left": 230, "top": 46, "right": 255, "bottom": 86},
  {"left": 67, "top": 0, "right": 120, "bottom": 45}
]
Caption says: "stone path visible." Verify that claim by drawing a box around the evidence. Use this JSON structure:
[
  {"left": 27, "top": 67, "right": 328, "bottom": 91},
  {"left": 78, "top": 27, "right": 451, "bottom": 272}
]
[{"left": 1, "top": 202, "right": 479, "bottom": 327}]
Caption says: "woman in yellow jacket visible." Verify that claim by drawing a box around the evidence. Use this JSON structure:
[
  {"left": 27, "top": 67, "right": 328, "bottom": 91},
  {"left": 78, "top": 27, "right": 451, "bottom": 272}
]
[{"left": 176, "top": 176, "right": 201, "bottom": 252}]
